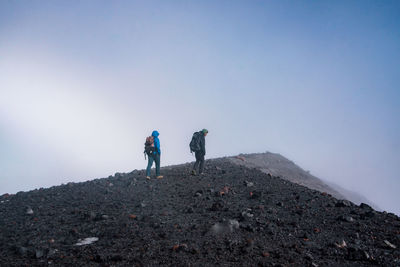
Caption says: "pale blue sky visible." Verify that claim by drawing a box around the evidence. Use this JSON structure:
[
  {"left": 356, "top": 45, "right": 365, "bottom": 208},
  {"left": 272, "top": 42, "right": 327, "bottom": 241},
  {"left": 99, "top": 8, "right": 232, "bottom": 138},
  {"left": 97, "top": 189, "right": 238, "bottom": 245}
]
[{"left": 1, "top": 1, "right": 399, "bottom": 214}]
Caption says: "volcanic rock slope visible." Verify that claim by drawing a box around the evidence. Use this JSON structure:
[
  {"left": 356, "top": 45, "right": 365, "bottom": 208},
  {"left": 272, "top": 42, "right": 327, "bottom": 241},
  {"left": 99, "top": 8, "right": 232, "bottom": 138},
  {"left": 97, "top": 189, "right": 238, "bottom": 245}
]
[
  {"left": 230, "top": 152, "right": 376, "bottom": 208},
  {"left": 1, "top": 158, "right": 399, "bottom": 266}
]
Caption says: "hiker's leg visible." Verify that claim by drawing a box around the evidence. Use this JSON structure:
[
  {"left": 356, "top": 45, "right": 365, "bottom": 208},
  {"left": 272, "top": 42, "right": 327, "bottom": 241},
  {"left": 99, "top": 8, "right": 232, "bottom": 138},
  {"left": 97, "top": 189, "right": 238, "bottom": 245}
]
[
  {"left": 193, "top": 152, "right": 200, "bottom": 171},
  {"left": 154, "top": 153, "right": 161, "bottom": 177},
  {"left": 146, "top": 155, "right": 154, "bottom": 176},
  {"left": 199, "top": 154, "right": 205, "bottom": 174}
]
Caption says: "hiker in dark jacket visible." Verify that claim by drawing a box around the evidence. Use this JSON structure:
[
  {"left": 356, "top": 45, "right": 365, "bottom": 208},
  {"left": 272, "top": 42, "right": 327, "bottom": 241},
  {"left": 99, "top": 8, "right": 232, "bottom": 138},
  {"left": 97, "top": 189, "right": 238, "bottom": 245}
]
[
  {"left": 146, "top": 130, "right": 163, "bottom": 179},
  {"left": 191, "top": 129, "right": 208, "bottom": 175}
]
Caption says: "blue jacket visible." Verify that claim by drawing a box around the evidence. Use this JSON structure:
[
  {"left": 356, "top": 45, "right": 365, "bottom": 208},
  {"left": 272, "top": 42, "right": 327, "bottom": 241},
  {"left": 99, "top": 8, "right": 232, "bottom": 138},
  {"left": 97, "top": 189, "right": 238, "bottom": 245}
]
[{"left": 152, "top": 131, "right": 161, "bottom": 155}]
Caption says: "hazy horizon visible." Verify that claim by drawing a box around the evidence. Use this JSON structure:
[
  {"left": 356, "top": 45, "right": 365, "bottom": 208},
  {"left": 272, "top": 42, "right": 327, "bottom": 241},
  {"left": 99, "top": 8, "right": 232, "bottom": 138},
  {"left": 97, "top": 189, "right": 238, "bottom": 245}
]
[{"left": 1, "top": 1, "right": 399, "bottom": 215}]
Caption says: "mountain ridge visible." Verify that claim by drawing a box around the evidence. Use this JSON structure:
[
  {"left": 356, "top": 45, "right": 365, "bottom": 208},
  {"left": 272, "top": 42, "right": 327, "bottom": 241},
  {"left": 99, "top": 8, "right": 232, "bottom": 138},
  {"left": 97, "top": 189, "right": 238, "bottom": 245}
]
[
  {"left": 0, "top": 156, "right": 399, "bottom": 266},
  {"left": 229, "top": 152, "right": 379, "bottom": 210}
]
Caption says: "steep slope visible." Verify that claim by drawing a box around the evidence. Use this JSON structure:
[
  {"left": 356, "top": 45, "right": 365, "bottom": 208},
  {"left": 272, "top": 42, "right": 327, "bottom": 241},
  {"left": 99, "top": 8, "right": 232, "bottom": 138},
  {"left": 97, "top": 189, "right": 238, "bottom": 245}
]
[
  {"left": 0, "top": 158, "right": 399, "bottom": 266},
  {"left": 324, "top": 181, "right": 380, "bottom": 210},
  {"left": 230, "top": 152, "right": 377, "bottom": 208}
]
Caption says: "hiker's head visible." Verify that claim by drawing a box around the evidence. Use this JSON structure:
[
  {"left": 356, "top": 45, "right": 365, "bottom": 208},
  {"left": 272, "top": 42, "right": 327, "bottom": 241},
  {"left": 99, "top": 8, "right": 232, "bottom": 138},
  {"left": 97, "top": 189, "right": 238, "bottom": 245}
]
[
  {"left": 202, "top": 129, "right": 208, "bottom": 136},
  {"left": 152, "top": 130, "right": 159, "bottom": 137}
]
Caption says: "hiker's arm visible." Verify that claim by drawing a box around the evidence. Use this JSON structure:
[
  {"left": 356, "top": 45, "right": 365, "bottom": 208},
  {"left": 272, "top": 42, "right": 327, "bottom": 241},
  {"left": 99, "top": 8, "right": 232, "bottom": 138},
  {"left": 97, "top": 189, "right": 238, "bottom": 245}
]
[
  {"left": 155, "top": 138, "right": 160, "bottom": 153},
  {"left": 201, "top": 137, "right": 206, "bottom": 155}
]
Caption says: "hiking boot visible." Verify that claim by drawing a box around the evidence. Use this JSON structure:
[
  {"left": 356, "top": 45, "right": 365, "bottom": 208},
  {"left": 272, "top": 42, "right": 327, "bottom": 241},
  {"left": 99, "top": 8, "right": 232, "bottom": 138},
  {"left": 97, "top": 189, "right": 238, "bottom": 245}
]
[
  {"left": 191, "top": 170, "right": 196, "bottom": 176},
  {"left": 146, "top": 176, "right": 151, "bottom": 180},
  {"left": 156, "top": 175, "right": 163, "bottom": 179}
]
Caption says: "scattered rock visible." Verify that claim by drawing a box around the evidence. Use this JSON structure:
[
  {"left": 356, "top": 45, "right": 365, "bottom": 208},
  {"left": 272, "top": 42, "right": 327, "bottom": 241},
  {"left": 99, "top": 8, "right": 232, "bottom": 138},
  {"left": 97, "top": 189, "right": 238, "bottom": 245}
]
[
  {"left": 241, "top": 209, "right": 254, "bottom": 220},
  {"left": 304, "top": 252, "right": 314, "bottom": 261},
  {"left": 74, "top": 237, "right": 99, "bottom": 246},
  {"left": 172, "top": 243, "right": 189, "bottom": 252},
  {"left": 236, "top": 156, "right": 246, "bottom": 162},
  {"left": 240, "top": 239, "right": 254, "bottom": 254},
  {"left": 244, "top": 181, "right": 254, "bottom": 187},
  {"left": 210, "top": 201, "right": 223, "bottom": 211},
  {"left": 384, "top": 240, "right": 397, "bottom": 249},
  {"left": 47, "top": 249, "right": 58, "bottom": 258},
  {"left": 186, "top": 207, "right": 194, "bottom": 213},
  {"left": 335, "top": 200, "right": 352, "bottom": 207},
  {"left": 114, "top": 172, "right": 123, "bottom": 178},
  {"left": 35, "top": 249, "right": 44, "bottom": 259},
  {"left": 211, "top": 219, "right": 240, "bottom": 234},
  {"left": 362, "top": 211, "right": 377, "bottom": 219},
  {"left": 262, "top": 251, "right": 270, "bottom": 257},
  {"left": 26, "top": 208, "right": 34, "bottom": 215},
  {"left": 338, "top": 215, "right": 354, "bottom": 222},
  {"left": 249, "top": 191, "right": 262, "bottom": 199},
  {"left": 347, "top": 247, "right": 370, "bottom": 261},
  {"left": 219, "top": 186, "right": 230, "bottom": 196},
  {"left": 335, "top": 240, "right": 347, "bottom": 248},
  {"left": 16, "top": 246, "right": 29, "bottom": 257},
  {"left": 1, "top": 158, "right": 399, "bottom": 266},
  {"left": 110, "top": 254, "right": 123, "bottom": 261},
  {"left": 359, "top": 203, "right": 373, "bottom": 210},
  {"left": 240, "top": 223, "right": 255, "bottom": 232}
]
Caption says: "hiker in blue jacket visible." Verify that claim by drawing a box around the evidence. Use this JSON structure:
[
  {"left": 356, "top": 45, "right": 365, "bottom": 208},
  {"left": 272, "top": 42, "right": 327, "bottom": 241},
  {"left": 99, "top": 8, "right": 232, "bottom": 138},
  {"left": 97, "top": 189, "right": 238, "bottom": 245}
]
[{"left": 146, "top": 130, "right": 163, "bottom": 179}]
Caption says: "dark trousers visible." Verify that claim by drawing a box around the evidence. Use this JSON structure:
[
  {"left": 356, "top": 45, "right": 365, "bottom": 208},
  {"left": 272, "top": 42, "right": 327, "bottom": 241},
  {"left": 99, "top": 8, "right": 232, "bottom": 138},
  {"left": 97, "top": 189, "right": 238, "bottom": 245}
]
[
  {"left": 193, "top": 152, "right": 205, "bottom": 174},
  {"left": 146, "top": 153, "right": 160, "bottom": 176}
]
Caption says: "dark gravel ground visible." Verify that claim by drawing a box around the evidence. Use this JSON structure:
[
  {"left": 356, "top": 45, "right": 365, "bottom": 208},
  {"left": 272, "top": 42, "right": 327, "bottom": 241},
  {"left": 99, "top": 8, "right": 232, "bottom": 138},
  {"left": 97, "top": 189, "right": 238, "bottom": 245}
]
[{"left": 0, "top": 157, "right": 399, "bottom": 266}]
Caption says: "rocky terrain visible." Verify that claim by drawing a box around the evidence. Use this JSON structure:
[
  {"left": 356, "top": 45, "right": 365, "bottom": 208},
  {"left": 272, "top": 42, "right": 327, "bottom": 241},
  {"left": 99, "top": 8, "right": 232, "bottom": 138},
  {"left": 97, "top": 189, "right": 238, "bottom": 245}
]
[
  {"left": 0, "top": 157, "right": 399, "bottom": 266},
  {"left": 230, "top": 152, "right": 377, "bottom": 209}
]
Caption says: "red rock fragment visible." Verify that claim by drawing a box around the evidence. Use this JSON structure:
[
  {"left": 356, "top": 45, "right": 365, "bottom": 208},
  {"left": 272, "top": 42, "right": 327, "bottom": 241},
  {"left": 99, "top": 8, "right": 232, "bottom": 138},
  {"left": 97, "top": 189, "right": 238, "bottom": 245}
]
[
  {"left": 172, "top": 243, "right": 189, "bottom": 252},
  {"left": 236, "top": 156, "right": 246, "bottom": 161},
  {"left": 129, "top": 214, "right": 137, "bottom": 219},
  {"left": 219, "top": 186, "right": 230, "bottom": 196},
  {"left": 262, "top": 252, "right": 270, "bottom": 257}
]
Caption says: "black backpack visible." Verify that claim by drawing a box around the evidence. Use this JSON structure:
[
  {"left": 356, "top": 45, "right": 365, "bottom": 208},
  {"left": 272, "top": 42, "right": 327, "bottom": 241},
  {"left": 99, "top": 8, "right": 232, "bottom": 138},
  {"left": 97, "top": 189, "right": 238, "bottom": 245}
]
[
  {"left": 190, "top": 132, "right": 201, "bottom": 152},
  {"left": 144, "top": 136, "right": 156, "bottom": 159}
]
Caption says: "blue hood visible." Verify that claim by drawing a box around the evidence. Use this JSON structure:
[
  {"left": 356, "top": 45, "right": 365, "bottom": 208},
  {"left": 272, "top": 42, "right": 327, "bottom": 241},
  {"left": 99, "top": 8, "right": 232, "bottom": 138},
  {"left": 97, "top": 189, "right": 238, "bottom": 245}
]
[{"left": 152, "top": 131, "right": 159, "bottom": 137}]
